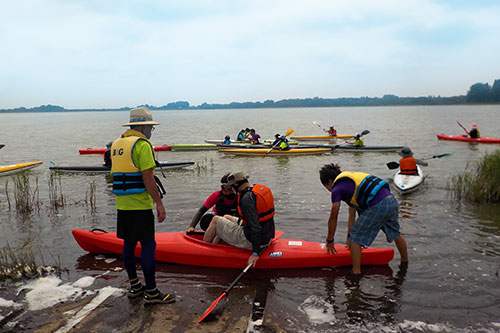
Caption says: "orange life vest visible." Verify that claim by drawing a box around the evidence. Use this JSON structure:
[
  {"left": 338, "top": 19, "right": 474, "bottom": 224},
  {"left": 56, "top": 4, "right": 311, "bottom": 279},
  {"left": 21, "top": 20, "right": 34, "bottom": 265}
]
[
  {"left": 400, "top": 157, "right": 418, "bottom": 175},
  {"left": 237, "top": 184, "right": 275, "bottom": 224}
]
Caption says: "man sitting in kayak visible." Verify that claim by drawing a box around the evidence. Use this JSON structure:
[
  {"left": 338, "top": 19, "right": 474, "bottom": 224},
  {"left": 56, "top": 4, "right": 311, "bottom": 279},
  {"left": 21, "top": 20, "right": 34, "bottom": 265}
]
[
  {"left": 319, "top": 163, "right": 408, "bottom": 274},
  {"left": 221, "top": 135, "right": 231, "bottom": 145},
  {"left": 186, "top": 173, "right": 238, "bottom": 233},
  {"left": 346, "top": 133, "right": 364, "bottom": 147},
  {"left": 249, "top": 129, "right": 261, "bottom": 144},
  {"left": 103, "top": 141, "right": 113, "bottom": 167},
  {"left": 469, "top": 124, "right": 480, "bottom": 139},
  {"left": 398, "top": 146, "right": 428, "bottom": 175},
  {"left": 203, "top": 171, "right": 275, "bottom": 267},
  {"left": 271, "top": 134, "right": 290, "bottom": 151}
]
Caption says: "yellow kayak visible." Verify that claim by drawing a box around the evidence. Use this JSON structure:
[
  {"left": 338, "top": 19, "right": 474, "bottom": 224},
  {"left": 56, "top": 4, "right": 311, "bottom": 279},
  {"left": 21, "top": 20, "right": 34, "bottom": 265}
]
[
  {"left": 0, "top": 161, "right": 43, "bottom": 176},
  {"left": 218, "top": 148, "right": 331, "bottom": 156},
  {"left": 290, "top": 135, "right": 354, "bottom": 141}
]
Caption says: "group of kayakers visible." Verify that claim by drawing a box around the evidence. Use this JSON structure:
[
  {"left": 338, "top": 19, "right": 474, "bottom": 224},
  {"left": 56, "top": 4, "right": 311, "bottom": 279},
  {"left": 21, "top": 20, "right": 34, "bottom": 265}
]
[
  {"left": 235, "top": 128, "right": 261, "bottom": 144},
  {"left": 108, "top": 107, "right": 484, "bottom": 306}
]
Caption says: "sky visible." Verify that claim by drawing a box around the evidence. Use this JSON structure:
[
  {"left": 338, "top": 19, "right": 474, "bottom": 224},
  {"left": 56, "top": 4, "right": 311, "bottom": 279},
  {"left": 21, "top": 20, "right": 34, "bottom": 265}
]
[{"left": 1, "top": 0, "right": 499, "bottom": 109}]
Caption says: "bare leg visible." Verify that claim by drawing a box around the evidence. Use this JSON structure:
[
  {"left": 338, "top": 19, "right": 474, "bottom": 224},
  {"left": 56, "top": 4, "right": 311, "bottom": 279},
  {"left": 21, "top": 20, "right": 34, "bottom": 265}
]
[
  {"left": 202, "top": 218, "right": 217, "bottom": 243},
  {"left": 213, "top": 235, "right": 221, "bottom": 244},
  {"left": 394, "top": 235, "right": 408, "bottom": 262},
  {"left": 349, "top": 243, "right": 362, "bottom": 274}
]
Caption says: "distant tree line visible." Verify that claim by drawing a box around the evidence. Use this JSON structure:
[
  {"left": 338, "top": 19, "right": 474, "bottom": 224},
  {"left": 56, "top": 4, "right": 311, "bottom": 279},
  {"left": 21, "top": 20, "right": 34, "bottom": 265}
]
[
  {"left": 1, "top": 79, "right": 498, "bottom": 112},
  {"left": 466, "top": 79, "right": 500, "bottom": 103}
]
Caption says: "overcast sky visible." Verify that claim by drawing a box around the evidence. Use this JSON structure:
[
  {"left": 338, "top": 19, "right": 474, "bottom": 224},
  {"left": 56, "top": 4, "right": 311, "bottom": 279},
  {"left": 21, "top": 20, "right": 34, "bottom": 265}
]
[{"left": 1, "top": 0, "right": 499, "bottom": 109}]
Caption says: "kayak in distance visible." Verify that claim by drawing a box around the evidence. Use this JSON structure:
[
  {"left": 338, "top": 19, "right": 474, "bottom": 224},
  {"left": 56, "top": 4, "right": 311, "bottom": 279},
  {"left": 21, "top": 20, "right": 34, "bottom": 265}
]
[
  {"left": 79, "top": 145, "right": 172, "bottom": 155},
  {"left": 170, "top": 144, "right": 218, "bottom": 151},
  {"left": 72, "top": 229, "right": 394, "bottom": 269},
  {"left": 0, "top": 161, "right": 43, "bottom": 177},
  {"left": 49, "top": 161, "right": 194, "bottom": 173},
  {"left": 290, "top": 134, "right": 354, "bottom": 141},
  {"left": 308, "top": 144, "right": 404, "bottom": 152},
  {"left": 436, "top": 134, "right": 500, "bottom": 144},
  {"left": 393, "top": 165, "right": 424, "bottom": 193},
  {"left": 205, "top": 139, "right": 299, "bottom": 145},
  {"left": 218, "top": 147, "right": 332, "bottom": 156}
]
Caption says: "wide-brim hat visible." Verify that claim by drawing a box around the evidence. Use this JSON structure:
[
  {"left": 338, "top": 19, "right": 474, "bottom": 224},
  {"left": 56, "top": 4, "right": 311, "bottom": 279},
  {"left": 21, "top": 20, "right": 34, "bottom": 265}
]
[
  {"left": 122, "top": 107, "right": 160, "bottom": 126},
  {"left": 226, "top": 171, "right": 249, "bottom": 186},
  {"left": 398, "top": 146, "right": 414, "bottom": 157}
]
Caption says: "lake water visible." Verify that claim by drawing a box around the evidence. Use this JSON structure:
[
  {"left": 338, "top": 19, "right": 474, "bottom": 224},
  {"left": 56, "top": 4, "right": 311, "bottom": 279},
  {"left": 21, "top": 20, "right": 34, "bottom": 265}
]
[{"left": 1, "top": 105, "right": 500, "bottom": 332}]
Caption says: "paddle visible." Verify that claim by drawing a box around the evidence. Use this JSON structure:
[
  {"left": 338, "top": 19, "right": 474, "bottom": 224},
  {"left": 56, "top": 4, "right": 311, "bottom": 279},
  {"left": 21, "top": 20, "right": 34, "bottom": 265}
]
[
  {"left": 265, "top": 129, "right": 294, "bottom": 154},
  {"left": 386, "top": 153, "right": 453, "bottom": 169},
  {"left": 457, "top": 120, "right": 469, "bottom": 135},
  {"left": 312, "top": 121, "right": 327, "bottom": 133},
  {"left": 0, "top": 144, "right": 4, "bottom": 150},
  {"left": 344, "top": 129, "right": 370, "bottom": 143},
  {"left": 198, "top": 246, "right": 268, "bottom": 322}
]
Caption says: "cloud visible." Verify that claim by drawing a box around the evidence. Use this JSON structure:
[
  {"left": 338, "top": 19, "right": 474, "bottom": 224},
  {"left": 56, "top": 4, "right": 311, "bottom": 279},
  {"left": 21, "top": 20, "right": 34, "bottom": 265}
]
[{"left": 1, "top": 0, "right": 499, "bottom": 108}]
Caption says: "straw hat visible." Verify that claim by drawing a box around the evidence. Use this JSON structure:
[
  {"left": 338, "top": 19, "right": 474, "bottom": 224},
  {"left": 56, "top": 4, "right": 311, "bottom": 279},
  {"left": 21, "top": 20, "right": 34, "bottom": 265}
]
[
  {"left": 122, "top": 107, "right": 160, "bottom": 127},
  {"left": 398, "top": 146, "right": 414, "bottom": 157}
]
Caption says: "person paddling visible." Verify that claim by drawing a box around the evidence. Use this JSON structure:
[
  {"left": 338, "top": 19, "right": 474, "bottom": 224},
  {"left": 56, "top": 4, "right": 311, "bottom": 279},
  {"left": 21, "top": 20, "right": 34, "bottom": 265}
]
[
  {"left": 111, "top": 107, "right": 174, "bottom": 304},
  {"left": 319, "top": 163, "right": 408, "bottom": 274},
  {"left": 186, "top": 173, "right": 238, "bottom": 233},
  {"left": 398, "top": 147, "right": 428, "bottom": 175},
  {"left": 469, "top": 124, "right": 480, "bottom": 138},
  {"left": 326, "top": 125, "right": 337, "bottom": 137},
  {"left": 346, "top": 133, "right": 364, "bottom": 147},
  {"left": 203, "top": 171, "right": 275, "bottom": 267}
]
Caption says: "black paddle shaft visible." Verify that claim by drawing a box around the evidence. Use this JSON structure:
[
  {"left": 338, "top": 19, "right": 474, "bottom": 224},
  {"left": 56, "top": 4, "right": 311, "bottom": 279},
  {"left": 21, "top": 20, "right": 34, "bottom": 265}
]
[{"left": 224, "top": 246, "right": 267, "bottom": 294}]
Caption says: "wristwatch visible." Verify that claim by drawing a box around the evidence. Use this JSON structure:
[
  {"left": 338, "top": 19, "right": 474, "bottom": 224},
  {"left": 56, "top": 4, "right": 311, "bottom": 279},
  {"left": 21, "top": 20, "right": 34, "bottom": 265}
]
[
  {"left": 252, "top": 252, "right": 259, "bottom": 256},
  {"left": 326, "top": 238, "right": 334, "bottom": 244}
]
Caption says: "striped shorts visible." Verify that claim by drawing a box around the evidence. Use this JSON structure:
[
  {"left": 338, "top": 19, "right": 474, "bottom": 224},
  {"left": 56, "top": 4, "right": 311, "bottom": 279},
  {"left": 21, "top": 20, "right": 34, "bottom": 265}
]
[{"left": 348, "top": 195, "right": 401, "bottom": 247}]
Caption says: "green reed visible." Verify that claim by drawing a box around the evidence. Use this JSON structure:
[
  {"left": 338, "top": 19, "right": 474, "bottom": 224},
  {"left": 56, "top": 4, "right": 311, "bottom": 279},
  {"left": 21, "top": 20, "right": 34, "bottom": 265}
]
[
  {"left": 85, "top": 180, "right": 97, "bottom": 213},
  {"left": 48, "top": 173, "right": 65, "bottom": 210},
  {"left": 10, "top": 173, "right": 41, "bottom": 215},
  {"left": 451, "top": 149, "right": 500, "bottom": 203}
]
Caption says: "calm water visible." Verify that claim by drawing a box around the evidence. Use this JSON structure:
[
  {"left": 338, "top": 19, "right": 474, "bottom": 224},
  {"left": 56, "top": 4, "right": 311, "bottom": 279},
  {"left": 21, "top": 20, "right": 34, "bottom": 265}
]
[{"left": 1, "top": 105, "right": 500, "bottom": 332}]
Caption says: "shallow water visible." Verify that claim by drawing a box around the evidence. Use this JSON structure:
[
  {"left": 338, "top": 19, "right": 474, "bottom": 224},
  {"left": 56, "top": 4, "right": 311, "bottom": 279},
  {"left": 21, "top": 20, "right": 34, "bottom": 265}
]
[{"left": 1, "top": 105, "right": 500, "bottom": 331}]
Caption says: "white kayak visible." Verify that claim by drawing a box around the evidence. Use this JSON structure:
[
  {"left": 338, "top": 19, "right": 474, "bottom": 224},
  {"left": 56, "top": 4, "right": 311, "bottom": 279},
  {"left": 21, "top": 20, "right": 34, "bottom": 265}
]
[{"left": 393, "top": 165, "right": 424, "bottom": 193}]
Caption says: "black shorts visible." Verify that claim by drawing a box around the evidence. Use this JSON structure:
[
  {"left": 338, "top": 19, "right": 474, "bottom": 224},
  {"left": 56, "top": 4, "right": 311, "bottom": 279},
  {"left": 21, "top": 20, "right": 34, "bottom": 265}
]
[{"left": 117, "top": 209, "right": 155, "bottom": 242}]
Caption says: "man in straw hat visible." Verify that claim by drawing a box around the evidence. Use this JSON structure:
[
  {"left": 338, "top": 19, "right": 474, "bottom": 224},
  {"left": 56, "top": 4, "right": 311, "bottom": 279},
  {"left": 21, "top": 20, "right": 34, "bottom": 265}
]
[
  {"left": 110, "top": 107, "right": 174, "bottom": 304},
  {"left": 203, "top": 171, "right": 276, "bottom": 267}
]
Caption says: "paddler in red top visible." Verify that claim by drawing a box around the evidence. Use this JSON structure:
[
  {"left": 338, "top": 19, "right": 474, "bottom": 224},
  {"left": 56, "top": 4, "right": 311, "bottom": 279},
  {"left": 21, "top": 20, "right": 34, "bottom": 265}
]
[
  {"left": 203, "top": 171, "right": 275, "bottom": 267},
  {"left": 398, "top": 146, "right": 428, "bottom": 175},
  {"left": 319, "top": 163, "right": 408, "bottom": 274},
  {"left": 186, "top": 173, "right": 238, "bottom": 232}
]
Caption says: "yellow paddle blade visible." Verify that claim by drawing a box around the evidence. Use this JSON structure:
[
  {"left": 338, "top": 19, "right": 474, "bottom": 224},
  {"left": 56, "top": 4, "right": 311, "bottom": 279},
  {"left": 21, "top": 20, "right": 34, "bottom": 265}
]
[{"left": 285, "top": 129, "right": 294, "bottom": 136}]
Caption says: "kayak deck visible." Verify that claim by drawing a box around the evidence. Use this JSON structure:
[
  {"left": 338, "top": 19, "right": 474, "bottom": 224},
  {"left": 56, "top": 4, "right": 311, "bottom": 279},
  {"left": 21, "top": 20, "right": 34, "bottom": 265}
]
[
  {"left": 0, "top": 161, "right": 43, "bottom": 176},
  {"left": 72, "top": 229, "right": 394, "bottom": 269},
  {"left": 218, "top": 148, "right": 332, "bottom": 156},
  {"left": 393, "top": 166, "right": 424, "bottom": 193},
  {"left": 291, "top": 135, "right": 354, "bottom": 141},
  {"left": 79, "top": 145, "right": 172, "bottom": 154},
  {"left": 50, "top": 161, "right": 194, "bottom": 173},
  {"left": 437, "top": 134, "right": 500, "bottom": 144}
]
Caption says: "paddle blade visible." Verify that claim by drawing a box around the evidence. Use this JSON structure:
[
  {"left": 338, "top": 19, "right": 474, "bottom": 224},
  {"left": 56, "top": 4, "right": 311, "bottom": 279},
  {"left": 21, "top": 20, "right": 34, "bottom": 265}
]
[
  {"left": 285, "top": 128, "right": 294, "bottom": 136},
  {"left": 387, "top": 161, "right": 400, "bottom": 170},
  {"left": 361, "top": 129, "right": 370, "bottom": 136},
  {"left": 199, "top": 292, "right": 227, "bottom": 322},
  {"left": 313, "top": 121, "right": 321, "bottom": 127},
  {"left": 433, "top": 153, "right": 453, "bottom": 159}
]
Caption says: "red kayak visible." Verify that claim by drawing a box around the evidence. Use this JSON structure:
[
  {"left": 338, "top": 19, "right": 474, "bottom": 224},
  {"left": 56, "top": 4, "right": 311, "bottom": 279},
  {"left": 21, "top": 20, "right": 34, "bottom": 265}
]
[
  {"left": 79, "top": 145, "right": 172, "bottom": 154},
  {"left": 72, "top": 229, "right": 394, "bottom": 269},
  {"left": 437, "top": 134, "right": 500, "bottom": 144}
]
